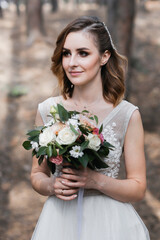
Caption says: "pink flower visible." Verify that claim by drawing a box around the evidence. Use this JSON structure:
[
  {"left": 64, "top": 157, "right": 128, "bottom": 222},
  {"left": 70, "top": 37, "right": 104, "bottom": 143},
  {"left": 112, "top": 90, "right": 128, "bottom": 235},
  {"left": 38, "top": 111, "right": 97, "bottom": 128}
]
[
  {"left": 49, "top": 155, "right": 63, "bottom": 165},
  {"left": 93, "top": 128, "right": 99, "bottom": 135},
  {"left": 99, "top": 133, "right": 104, "bottom": 143},
  {"left": 93, "top": 128, "right": 104, "bottom": 143}
]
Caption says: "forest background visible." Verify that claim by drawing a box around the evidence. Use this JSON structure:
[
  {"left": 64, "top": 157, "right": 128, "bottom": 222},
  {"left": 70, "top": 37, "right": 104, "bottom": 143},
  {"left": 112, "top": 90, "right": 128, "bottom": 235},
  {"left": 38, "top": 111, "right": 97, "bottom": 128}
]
[{"left": 0, "top": 0, "right": 160, "bottom": 239}]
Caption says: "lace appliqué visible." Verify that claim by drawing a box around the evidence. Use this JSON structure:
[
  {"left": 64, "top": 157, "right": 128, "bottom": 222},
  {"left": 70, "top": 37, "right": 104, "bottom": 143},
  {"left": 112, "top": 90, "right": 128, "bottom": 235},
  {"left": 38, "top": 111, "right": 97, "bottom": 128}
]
[{"left": 96, "top": 122, "right": 122, "bottom": 178}]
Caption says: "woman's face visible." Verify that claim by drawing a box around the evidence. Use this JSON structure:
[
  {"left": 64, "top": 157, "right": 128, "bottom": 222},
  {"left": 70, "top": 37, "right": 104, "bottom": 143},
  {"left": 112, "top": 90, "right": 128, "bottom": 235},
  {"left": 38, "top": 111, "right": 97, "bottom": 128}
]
[{"left": 62, "top": 31, "right": 108, "bottom": 87}]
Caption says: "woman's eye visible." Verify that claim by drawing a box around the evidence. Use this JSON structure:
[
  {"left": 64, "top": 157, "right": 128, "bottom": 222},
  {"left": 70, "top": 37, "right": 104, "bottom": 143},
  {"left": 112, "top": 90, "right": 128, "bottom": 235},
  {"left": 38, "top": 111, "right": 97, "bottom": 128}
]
[
  {"left": 79, "top": 51, "right": 89, "bottom": 57},
  {"left": 62, "top": 51, "right": 70, "bottom": 57}
]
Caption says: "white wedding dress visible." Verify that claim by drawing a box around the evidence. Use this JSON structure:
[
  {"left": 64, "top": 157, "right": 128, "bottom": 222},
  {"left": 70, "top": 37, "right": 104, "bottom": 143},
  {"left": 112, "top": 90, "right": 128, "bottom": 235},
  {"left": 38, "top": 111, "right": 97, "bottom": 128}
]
[{"left": 31, "top": 96, "right": 150, "bottom": 240}]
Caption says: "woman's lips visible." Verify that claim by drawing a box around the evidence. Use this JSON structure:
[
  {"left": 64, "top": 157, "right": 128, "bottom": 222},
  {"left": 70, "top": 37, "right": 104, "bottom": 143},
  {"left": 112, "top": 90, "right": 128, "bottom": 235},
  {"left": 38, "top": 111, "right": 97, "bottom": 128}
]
[{"left": 69, "top": 71, "right": 83, "bottom": 76}]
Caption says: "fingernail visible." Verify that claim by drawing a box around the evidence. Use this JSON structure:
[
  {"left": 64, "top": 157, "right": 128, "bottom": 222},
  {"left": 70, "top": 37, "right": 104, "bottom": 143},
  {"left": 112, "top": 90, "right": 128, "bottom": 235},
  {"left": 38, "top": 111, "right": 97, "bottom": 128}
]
[{"left": 73, "top": 194, "right": 77, "bottom": 198}]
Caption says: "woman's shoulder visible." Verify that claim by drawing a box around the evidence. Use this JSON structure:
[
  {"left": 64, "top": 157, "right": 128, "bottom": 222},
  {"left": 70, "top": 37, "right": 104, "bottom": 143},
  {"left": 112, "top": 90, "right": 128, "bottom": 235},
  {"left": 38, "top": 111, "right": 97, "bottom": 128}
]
[
  {"left": 121, "top": 100, "right": 138, "bottom": 110},
  {"left": 38, "top": 95, "right": 61, "bottom": 107}
]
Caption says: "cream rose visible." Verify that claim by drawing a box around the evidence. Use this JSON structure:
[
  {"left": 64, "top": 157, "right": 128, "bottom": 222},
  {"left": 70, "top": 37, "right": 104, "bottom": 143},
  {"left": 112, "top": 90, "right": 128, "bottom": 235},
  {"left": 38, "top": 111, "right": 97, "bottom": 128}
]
[
  {"left": 56, "top": 127, "right": 78, "bottom": 145},
  {"left": 87, "top": 133, "right": 101, "bottom": 151},
  {"left": 39, "top": 127, "right": 56, "bottom": 147}
]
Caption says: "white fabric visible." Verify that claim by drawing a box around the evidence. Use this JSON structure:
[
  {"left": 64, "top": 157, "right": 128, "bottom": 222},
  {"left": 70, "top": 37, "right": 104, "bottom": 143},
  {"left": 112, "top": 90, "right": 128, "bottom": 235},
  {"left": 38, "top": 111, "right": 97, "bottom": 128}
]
[{"left": 31, "top": 96, "right": 150, "bottom": 240}]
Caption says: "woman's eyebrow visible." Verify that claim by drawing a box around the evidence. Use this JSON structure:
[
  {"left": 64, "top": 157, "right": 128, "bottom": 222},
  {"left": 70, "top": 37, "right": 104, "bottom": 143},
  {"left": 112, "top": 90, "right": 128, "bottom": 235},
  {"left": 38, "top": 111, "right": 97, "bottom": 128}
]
[{"left": 62, "top": 47, "right": 90, "bottom": 51}]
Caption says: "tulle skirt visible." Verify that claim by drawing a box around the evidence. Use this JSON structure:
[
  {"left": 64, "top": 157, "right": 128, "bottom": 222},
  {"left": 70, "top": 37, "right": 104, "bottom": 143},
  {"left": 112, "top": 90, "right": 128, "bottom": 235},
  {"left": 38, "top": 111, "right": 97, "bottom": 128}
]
[{"left": 31, "top": 191, "right": 150, "bottom": 240}]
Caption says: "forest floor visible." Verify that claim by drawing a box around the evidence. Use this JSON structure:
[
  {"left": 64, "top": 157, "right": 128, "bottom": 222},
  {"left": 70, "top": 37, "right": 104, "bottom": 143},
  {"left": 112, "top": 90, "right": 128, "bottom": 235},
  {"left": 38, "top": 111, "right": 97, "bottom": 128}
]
[{"left": 0, "top": 1, "right": 160, "bottom": 240}]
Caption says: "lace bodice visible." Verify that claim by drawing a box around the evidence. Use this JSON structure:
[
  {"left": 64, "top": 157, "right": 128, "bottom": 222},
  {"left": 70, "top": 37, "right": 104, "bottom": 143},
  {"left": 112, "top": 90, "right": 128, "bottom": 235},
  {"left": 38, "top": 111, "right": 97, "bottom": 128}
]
[{"left": 38, "top": 96, "right": 138, "bottom": 179}]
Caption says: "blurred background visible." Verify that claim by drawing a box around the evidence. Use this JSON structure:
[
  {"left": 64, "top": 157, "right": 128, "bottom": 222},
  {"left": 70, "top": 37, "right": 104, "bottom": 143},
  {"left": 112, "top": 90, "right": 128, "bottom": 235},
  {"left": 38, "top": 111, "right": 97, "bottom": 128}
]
[{"left": 0, "top": 0, "right": 160, "bottom": 239}]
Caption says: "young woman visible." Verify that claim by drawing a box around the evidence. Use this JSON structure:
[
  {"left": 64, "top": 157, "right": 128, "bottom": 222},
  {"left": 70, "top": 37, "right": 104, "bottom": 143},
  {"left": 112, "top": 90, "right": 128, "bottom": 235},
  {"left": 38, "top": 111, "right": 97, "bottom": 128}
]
[{"left": 30, "top": 16, "right": 150, "bottom": 240}]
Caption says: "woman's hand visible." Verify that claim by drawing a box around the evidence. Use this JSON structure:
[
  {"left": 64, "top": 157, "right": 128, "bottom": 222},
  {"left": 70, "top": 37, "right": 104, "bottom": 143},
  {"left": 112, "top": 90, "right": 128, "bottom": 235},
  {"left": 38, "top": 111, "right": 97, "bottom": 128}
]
[
  {"left": 61, "top": 167, "right": 96, "bottom": 190},
  {"left": 53, "top": 176, "right": 79, "bottom": 201}
]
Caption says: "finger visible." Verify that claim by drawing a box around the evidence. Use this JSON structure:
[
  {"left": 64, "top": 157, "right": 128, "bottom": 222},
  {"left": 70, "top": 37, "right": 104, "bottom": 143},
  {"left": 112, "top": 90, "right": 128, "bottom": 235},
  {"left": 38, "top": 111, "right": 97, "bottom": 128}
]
[
  {"left": 62, "top": 168, "right": 79, "bottom": 175},
  {"left": 61, "top": 173, "right": 82, "bottom": 182},
  {"left": 56, "top": 194, "right": 77, "bottom": 201},
  {"left": 54, "top": 179, "right": 72, "bottom": 190},
  {"left": 55, "top": 188, "right": 79, "bottom": 196},
  {"left": 61, "top": 180, "right": 85, "bottom": 188}
]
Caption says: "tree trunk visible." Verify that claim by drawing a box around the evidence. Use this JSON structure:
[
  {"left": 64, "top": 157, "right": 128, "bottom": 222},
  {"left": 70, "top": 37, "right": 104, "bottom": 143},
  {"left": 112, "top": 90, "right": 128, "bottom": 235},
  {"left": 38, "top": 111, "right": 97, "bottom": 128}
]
[
  {"left": 26, "top": 0, "right": 45, "bottom": 45},
  {"left": 51, "top": 0, "right": 58, "bottom": 12},
  {"left": 107, "top": 0, "right": 136, "bottom": 98},
  {"left": 0, "top": 7, "right": 3, "bottom": 18},
  {"left": 107, "top": 0, "right": 136, "bottom": 61},
  {"left": 14, "top": 0, "right": 20, "bottom": 16}
]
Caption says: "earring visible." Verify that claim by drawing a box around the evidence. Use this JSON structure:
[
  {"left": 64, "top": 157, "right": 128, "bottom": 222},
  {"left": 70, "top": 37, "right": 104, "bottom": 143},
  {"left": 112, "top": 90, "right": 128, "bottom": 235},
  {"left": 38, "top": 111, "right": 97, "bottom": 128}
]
[{"left": 71, "top": 84, "right": 74, "bottom": 88}]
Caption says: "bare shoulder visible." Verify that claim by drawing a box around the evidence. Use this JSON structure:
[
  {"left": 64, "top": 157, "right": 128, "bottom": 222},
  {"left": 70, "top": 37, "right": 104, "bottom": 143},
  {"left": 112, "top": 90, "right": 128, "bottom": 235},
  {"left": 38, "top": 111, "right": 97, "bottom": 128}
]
[{"left": 128, "top": 109, "right": 143, "bottom": 129}]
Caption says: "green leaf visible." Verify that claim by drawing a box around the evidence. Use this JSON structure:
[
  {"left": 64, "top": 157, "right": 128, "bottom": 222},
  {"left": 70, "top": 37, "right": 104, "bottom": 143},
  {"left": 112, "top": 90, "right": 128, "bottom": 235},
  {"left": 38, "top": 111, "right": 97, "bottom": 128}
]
[
  {"left": 103, "top": 141, "right": 114, "bottom": 149},
  {"left": 38, "top": 155, "right": 44, "bottom": 165},
  {"left": 47, "top": 159, "right": 55, "bottom": 174},
  {"left": 94, "top": 115, "right": 98, "bottom": 125},
  {"left": 59, "top": 147, "right": 67, "bottom": 155},
  {"left": 22, "top": 141, "right": 32, "bottom": 150},
  {"left": 99, "top": 124, "right": 103, "bottom": 134},
  {"left": 32, "top": 149, "right": 37, "bottom": 156},
  {"left": 82, "top": 110, "right": 89, "bottom": 113},
  {"left": 69, "top": 123, "right": 79, "bottom": 135},
  {"left": 46, "top": 145, "right": 52, "bottom": 157},
  {"left": 52, "top": 145, "right": 57, "bottom": 157},
  {"left": 57, "top": 104, "right": 69, "bottom": 122},
  {"left": 55, "top": 141, "right": 63, "bottom": 149},
  {"left": 78, "top": 154, "right": 90, "bottom": 168},
  {"left": 79, "top": 125, "right": 89, "bottom": 135},
  {"left": 36, "top": 146, "right": 47, "bottom": 157},
  {"left": 35, "top": 126, "right": 44, "bottom": 131},
  {"left": 91, "top": 150, "right": 108, "bottom": 168},
  {"left": 89, "top": 117, "right": 94, "bottom": 120},
  {"left": 27, "top": 130, "right": 40, "bottom": 137},
  {"left": 80, "top": 140, "right": 89, "bottom": 151},
  {"left": 28, "top": 135, "right": 39, "bottom": 142}
]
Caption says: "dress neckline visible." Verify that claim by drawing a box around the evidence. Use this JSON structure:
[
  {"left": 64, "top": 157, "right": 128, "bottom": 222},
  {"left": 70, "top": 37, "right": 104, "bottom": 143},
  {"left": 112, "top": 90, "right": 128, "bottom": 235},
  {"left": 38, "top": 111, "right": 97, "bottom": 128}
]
[
  {"left": 97, "top": 100, "right": 124, "bottom": 128},
  {"left": 52, "top": 96, "right": 124, "bottom": 127}
]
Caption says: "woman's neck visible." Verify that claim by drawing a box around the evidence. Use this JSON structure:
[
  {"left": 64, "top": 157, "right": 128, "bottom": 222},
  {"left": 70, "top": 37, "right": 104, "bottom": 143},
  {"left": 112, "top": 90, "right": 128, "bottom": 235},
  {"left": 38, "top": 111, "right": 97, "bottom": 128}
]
[{"left": 71, "top": 79, "right": 104, "bottom": 106}]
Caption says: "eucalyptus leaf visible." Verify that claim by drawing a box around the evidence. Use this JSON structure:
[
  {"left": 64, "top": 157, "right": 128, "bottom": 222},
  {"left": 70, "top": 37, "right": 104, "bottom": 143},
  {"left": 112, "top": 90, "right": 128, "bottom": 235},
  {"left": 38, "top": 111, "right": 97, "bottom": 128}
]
[
  {"left": 80, "top": 140, "right": 89, "bottom": 151},
  {"left": 82, "top": 110, "right": 89, "bottom": 113},
  {"left": 89, "top": 117, "right": 94, "bottom": 120},
  {"left": 69, "top": 123, "right": 79, "bottom": 135},
  {"left": 78, "top": 154, "right": 90, "bottom": 168},
  {"left": 36, "top": 146, "right": 47, "bottom": 157},
  {"left": 32, "top": 149, "right": 37, "bottom": 156},
  {"left": 99, "top": 124, "right": 103, "bottom": 134},
  {"left": 52, "top": 145, "right": 57, "bottom": 157},
  {"left": 55, "top": 141, "right": 63, "bottom": 149},
  {"left": 22, "top": 141, "right": 32, "bottom": 150},
  {"left": 38, "top": 155, "right": 44, "bottom": 165},
  {"left": 94, "top": 115, "right": 98, "bottom": 124},
  {"left": 59, "top": 147, "right": 67, "bottom": 155},
  {"left": 57, "top": 104, "right": 69, "bottom": 122},
  {"left": 27, "top": 130, "right": 40, "bottom": 137},
  {"left": 46, "top": 145, "right": 52, "bottom": 157},
  {"left": 28, "top": 135, "right": 39, "bottom": 143}
]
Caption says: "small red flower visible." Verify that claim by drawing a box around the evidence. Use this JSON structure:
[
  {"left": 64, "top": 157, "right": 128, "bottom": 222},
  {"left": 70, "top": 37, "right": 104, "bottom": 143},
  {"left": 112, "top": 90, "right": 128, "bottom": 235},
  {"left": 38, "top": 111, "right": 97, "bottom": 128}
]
[
  {"left": 93, "top": 128, "right": 104, "bottom": 143},
  {"left": 49, "top": 155, "right": 63, "bottom": 165}
]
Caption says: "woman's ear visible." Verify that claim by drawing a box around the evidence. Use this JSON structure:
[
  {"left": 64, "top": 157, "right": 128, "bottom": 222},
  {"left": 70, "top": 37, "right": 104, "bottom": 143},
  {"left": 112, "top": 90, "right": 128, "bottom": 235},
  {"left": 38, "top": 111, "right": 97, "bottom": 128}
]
[{"left": 100, "top": 50, "right": 111, "bottom": 66}]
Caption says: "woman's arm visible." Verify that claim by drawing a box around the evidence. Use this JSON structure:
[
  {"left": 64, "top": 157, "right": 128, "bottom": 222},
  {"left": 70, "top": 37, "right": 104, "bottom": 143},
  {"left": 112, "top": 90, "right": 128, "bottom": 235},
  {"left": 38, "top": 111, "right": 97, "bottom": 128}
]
[
  {"left": 61, "top": 110, "right": 147, "bottom": 203},
  {"left": 30, "top": 110, "right": 78, "bottom": 199}
]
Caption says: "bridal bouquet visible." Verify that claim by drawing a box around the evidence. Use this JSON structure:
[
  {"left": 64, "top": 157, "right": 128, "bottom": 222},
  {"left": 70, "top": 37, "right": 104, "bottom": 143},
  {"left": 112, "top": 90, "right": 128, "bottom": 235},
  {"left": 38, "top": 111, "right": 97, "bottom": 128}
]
[{"left": 23, "top": 104, "right": 113, "bottom": 173}]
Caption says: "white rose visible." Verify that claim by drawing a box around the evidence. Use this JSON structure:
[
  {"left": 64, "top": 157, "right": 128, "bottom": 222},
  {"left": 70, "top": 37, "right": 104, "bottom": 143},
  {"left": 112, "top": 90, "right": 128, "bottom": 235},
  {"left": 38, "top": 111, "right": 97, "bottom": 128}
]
[
  {"left": 39, "top": 127, "right": 56, "bottom": 146},
  {"left": 87, "top": 133, "right": 101, "bottom": 151},
  {"left": 31, "top": 141, "right": 39, "bottom": 152},
  {"left": 56, "top": 127, "right": 78, "bottom": 145},
  {"left": 67, "top": 118, "right": 79, "bottom": 130}
]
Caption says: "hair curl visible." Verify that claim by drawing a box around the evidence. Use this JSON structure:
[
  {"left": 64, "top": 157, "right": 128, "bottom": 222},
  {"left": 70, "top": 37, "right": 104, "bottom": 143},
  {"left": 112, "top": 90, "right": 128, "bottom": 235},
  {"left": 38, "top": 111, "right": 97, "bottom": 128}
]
[{"left": 51, "top": 16, "right": 127, "bottom": 106}]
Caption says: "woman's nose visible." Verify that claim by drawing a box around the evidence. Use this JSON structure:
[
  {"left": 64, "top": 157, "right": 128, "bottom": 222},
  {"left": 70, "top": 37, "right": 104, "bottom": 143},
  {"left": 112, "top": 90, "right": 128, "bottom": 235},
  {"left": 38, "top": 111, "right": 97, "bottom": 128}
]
[{"left": 69, "top": 55, "right": 78, "bottom": 67}]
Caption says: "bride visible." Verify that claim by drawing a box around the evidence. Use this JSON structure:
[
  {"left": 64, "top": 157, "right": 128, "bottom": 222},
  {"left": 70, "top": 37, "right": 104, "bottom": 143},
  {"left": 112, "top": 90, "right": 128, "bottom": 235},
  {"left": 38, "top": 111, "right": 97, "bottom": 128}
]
[{"left": 30, "top": 16, "right": 150, "bottom": 239}]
